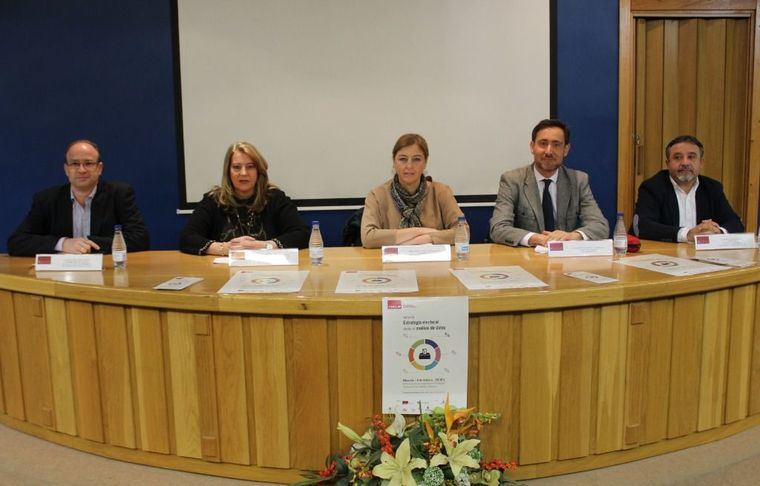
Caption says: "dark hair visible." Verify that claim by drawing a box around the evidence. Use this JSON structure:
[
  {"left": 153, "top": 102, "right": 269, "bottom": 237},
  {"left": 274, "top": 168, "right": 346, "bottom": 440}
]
[
  {"left": 531, "top": 119, "right": 570, "bottom": 144},
  {"left": 665, "top": 135, "right": 704, "bottom": 159},
  {"left": 392, "top": 133, "right": 429, "bottom": 159},
  {"left": 64, "top": 139, "right": 101, "bottom": 163}
]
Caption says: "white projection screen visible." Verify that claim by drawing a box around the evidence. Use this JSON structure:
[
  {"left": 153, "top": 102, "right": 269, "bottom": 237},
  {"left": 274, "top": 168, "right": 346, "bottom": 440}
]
[{"left": 176, "top": 0, "right": 551, "bottom": 208}]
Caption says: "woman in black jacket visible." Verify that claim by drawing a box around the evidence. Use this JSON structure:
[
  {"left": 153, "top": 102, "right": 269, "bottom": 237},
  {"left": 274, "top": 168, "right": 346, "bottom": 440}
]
[{"left": 180, "top": 141, "right": 308, "bottom": 255}]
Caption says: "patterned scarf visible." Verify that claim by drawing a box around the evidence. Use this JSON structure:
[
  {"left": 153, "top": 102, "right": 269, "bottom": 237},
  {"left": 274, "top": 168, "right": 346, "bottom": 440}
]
[{"left": 390, "top": 175, "right": 428, "bottom": 228}]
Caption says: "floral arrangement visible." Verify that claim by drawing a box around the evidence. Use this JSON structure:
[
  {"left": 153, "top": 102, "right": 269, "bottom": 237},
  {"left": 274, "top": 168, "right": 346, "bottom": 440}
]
[{"left": 296, "top": 396, "right": 520, "bottom": 486}]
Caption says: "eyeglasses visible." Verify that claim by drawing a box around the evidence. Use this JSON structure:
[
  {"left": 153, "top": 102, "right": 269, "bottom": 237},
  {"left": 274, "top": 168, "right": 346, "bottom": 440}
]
[
  {"left": 66, "top": 160, "right": 99, "bottom": 170},
  {"left": 230, "top": 163, "right": 256, "bottom": 173}
]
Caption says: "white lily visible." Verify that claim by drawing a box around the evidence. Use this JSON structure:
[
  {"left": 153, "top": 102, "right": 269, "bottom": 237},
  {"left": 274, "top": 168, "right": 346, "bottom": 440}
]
[
  {"left": 386, "top": 411, "right": 407, "bottom": 438},
  {"left": 337, "top": 422, "right": 372, "bottom": 449},
  {"left": 429, "top": 432, "right": 481, "bottom": 477},
  {"left": 372, "top": 438, "right": 427, "bottom": 485}
]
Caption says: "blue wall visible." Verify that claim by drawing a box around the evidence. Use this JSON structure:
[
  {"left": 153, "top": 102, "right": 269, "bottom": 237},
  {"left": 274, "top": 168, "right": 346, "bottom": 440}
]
[{"left": 0, "top": 0, "right": 617, "bottom": 251}]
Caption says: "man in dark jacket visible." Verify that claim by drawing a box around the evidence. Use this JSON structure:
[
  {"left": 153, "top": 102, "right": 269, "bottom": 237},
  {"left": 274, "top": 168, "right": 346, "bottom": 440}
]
[
  {"left": 7, "top": 139, "right": 149, "bottom": 256},
  {"left": 634, "top": 135, "right": 743, "bottom": 242}
]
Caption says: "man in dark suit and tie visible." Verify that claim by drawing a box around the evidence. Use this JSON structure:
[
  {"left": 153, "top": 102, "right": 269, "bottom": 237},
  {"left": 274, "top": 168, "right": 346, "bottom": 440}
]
[
  {"left": 7, "top": 139, "right": 150, "bottom": 256},
  {"left": 489, "top": 119, "right": 608, "bottom": 247},
  {"left": 633, "top": 135, "right": 743, "bottom": 243}
]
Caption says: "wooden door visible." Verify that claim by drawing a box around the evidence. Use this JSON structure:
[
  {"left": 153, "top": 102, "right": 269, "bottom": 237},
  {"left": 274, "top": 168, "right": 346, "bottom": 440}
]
[
  {"left": 635, "top": 17, "right": 750, "bottom": 217},
  {"left": 618, "top": 1, "right": 760, "bottom": 233}
]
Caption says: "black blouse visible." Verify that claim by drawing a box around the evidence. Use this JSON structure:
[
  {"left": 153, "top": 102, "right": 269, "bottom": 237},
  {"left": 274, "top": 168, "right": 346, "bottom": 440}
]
[{"left": 179, "top": 189, "right": 309, "bottom": 254}]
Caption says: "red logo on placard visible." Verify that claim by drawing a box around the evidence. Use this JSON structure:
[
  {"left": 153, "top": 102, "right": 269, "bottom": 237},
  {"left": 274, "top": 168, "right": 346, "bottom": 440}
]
[
  {"left": 384, "top": 247, "right": 399, "bottom": 255},
  {"left": 387, "top": 299, "right": 402, "bottom": 309},
  {"left": 548, "top": 241, "right": 564, "bottom": 251},
  {"left": 695, "top": 235, "right": 710, "bottom": 244},
  {"left": 37, "top": 255, "right": 51, "bottom": 264}
]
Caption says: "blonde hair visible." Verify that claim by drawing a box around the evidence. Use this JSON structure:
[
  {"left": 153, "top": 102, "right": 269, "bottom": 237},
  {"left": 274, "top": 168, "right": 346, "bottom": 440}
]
[{"left": 210, "top": 141, "right": 276, "bottom": 211}]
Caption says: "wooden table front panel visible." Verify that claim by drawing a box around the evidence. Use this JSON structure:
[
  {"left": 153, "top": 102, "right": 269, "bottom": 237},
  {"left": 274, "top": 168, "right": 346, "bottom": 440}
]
[{"left": 0, "top": 244, "right": 758, "bottom": 481}]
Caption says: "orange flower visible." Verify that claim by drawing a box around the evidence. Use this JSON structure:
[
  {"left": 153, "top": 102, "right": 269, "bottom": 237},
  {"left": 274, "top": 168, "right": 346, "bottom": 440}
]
[{"left": 443, "top": 394, "right": 474, "bottom": 437}]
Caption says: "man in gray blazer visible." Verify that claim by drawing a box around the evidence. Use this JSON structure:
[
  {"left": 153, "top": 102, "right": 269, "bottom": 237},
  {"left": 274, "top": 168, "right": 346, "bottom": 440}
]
[{"left": 490, "top": 119, "right": 608, "bottom": 247}]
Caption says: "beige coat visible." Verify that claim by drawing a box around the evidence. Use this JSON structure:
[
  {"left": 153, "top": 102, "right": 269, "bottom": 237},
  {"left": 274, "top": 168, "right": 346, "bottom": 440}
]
[{"left": 360, "top": 179, "right": 463, "bottom": 248}]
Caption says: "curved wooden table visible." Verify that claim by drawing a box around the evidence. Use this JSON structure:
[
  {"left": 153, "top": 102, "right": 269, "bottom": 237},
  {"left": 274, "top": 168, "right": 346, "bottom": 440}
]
[{"left": 0, "top": 243, "right": 758, "bottom": 482}]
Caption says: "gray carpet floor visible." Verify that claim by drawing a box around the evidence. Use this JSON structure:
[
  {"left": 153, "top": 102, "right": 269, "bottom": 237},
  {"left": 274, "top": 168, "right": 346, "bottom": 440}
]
[{"left": 0, "top": 423, "right": 759, "bottom": 485}]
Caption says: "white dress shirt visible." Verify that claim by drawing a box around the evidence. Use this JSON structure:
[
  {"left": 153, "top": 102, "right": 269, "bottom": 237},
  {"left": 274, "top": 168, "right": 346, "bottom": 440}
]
[{"left": 55, "top": 186, "right": 98, "bottom": 251}]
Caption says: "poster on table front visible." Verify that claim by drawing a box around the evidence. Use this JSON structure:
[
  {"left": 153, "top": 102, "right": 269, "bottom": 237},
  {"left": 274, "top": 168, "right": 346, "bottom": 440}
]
[{"left": 382, "top": 296, "right": 468, "bottom": 414}]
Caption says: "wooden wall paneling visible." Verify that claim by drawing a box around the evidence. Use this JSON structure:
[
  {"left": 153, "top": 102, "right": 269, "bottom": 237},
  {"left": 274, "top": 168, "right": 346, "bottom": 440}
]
[
  {"left": 211, "top": 315, "right": 249, "bottom": 465},
  {"left": 193, "top": 314, "right": 220, "bottom": 462},
  {"left": 249, "top": 316, "right": 290, "bottom": 468},
  {"left": 641, "top": 299, "right": 674, "bottom": 444},
  {"left": 371, "top": 318, "right": 383, "bottom": 413},
  {"left": 519, "top": 311, "right": 561, "bottom": 465},
  {"left": 668, "top": 294, "right": 705, "bottom": 438},
  {"left": 635, "top": 17, "right": 647, "bottom": 188},
  {"left": 631, "top": 0, "right": 756, "bottom": 9},
  {"left": 696, "top": 19, "right": 728, "bottom": 181},
  {"left": 677, "top": 19, "right": 699, "bottom": 137},
  {"left": 241, "top": 320, "right": 257, "bottom": 465},
  {"left": 468, "top": 316, "right": 480, "bottom": 409},
  {"left": 0, "top": 312, "right": 4, "bottom": 414},
  {"left": 66, "top": 301, "right": 104, "bottom": 442},
  {"left": 746, "top": 6, "right": 760, "bottom": 233},
  {"left": 327, "top": 317, "right": 339, "bottom": 454},
  {"left": 722, "top": 18, "right": 750, "bottom": 217},
  {"left": 643, "top": 20, "right": 665, "bottom": 181},
  {"left": 129, "top": 308, "right": 170, "bottom": 454},
  {"left": 335, "top": 318, "right": 374, "bottom": 452},
  {"left": 94, "top": 304, "right": 136, "bottom": 449},
  {"left": 13, "top": 293, "right": 54, "bottom": 428},
  {"left": 166, "top": 311, "right": 202, "bottom": 459},
  {"left": 662, "top": 20, "right": 681, "bottom": 146},
  {"left": 618, "top": 0, "right": 635, "bottom": 223},
  {"left": 725, "top": 284, "right": 757, "bottom": 422},
  {"left": 557, "top": 309, "right": 594, "bottom": 460},
  {"left": 288, "top": 317, "right": 330, "bottom": 470},
  {"left": 750, "top": 283, "right": 760, "bottom": 415},
  {"left": 624, "top": 303, "right": 647, "bottom": 448},
  {"left": 0, "top": 291, "right": 25, "bottom": 420},
  {"left": 595, "top": 304, "right": 629, "bottom": 454},
  {"left": 478, "top": 315, "right": 521, "bottom": 463},
  {"left": 160, "top": 311, "right": 177, "bottom": 456},
  {"left": 697, "top": 290, "right": 730, "bottom": 431},
  {"left": 45, "top": 298, "right": 76, "bottom": 436},
  {"left": 587, "top": 309, "right": 602, "bottom": 454}
]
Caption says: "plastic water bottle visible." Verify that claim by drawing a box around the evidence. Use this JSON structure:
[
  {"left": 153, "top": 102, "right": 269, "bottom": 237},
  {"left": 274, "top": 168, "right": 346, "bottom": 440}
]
[
  {"left": 309, "top": 221, "right": 324, "bottom": 265},
  {"left": 454, "top": 216, "right": 470, "bottom": 261},
  {"left": 613, "top": 212, "right": 627, "bottom": 258},
  {"left": 112, "top": 224, "right": 127, "bottom": 269}
]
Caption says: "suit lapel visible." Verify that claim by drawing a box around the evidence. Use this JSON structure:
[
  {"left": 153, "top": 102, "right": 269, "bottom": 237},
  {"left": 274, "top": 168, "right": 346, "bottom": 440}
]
[
  {"left": 57, "top": 185, "right": 74, "bottom": 236},
  {"left": 522, "top": 166, "right": 544, "bottom": 229},
  {"left": 663, "top": 173, "right": 681, "bottom": 226},
  {"left": 556, "top": 167, "right": 571, "bottom": 228},
  {"left": 89, "top": 183, "right": 106, "bottom": 236},
  {"left": 694, "top": 177, "right": 709, "bottom": 222}
]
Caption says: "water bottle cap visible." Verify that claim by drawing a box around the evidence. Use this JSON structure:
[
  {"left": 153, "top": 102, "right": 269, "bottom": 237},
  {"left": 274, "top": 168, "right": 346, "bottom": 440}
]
[
  {"left": 616, "top": 212, "right": 624, "bottom": 217},
  {"left": 458, "top": 215, "right": 466, "bottom": 222},
  {"left": 311, "top": 220, "right": 319, "bottom": 226},
  {"left": 114, "top": 224, "right": 122, "bottom": 230}
]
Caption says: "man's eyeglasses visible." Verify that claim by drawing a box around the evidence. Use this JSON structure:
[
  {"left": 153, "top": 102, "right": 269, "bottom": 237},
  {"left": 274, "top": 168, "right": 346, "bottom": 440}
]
[{"left": 66, "top": 160, "right": 99, "bottom": 169}]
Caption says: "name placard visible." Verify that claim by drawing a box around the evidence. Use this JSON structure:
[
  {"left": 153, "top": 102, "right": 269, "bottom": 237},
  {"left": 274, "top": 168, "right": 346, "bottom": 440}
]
[
  {"left": 693, "top": 233, "right": 756, "bottom": 251},
  {"left": 547, "top": 239, "right": 613, "bottom": 257},
  {"left": 381, "top": 244, "right": 452, "bottom": 263},
  {"left": 34, "top": 253, "right": 103, "bottom": 271},
  {"left": 227, "top": 248, "right": 298, "bottom": 266}
]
